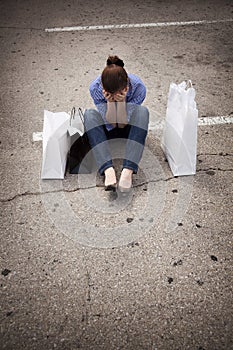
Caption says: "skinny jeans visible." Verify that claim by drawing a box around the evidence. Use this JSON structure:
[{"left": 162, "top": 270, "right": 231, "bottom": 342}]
[{"left": 84, "top": 105, "right": 149, "bottom": 175}]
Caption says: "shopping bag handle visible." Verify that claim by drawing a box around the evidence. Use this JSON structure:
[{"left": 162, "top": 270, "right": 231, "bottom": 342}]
[
  {"left": 186, "top": 80, "right": 193, "bottom": 89},
  {"left": 70, "top": 107, "right": 75, "bottom": 126},
  {"left": 70, "top": 107, "right": 84, "bottom": 126},
  {"left": 78, "top": 107, "right": 84, "bottom": 125}
]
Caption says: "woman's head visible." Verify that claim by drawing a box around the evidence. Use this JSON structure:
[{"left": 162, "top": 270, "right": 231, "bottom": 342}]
[{"left": 101, "top": 56, "right": 128, "bottom": 94}]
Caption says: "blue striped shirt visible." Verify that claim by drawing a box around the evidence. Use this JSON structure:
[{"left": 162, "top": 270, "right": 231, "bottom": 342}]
[{"left": 89, "top": 73, "right": 146, "bottom": 130}]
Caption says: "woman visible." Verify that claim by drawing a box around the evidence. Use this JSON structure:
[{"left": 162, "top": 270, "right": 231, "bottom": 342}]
[{"left": 84, "top": 55, "right": 149, "bottom": 192}]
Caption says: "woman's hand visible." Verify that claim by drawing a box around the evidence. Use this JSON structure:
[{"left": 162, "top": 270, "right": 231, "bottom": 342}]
[
  {"left": 103, "top": 90, "right": 115, "bottom": 102},
  {"left": 114, "top": 87, "right": 128, "bottom": 102},
  {"left": 103, "top": 87, "right": 128, "bottom": 102}
]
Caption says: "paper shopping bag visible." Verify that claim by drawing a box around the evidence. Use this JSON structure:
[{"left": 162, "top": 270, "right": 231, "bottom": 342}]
[
  {"left": 41, "top": 110, "right": 70, "bottom": 179},
  {"left": 67, "top": 132, "right": 95, "bottom": 174},
  {"left": 66, "top": 108, "right": 95, "bottom": 174},
  {"left": 161, "top": 81, "right": 198, "bottom": 176}
]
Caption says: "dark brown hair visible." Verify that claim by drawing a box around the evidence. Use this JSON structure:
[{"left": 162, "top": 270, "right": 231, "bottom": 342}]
[{"left": 101, "top": 56, "right": 128, "bottom": 94}]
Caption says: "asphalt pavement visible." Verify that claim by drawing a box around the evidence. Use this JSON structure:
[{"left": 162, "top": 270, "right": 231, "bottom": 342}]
[{"left": 0, "top": 1, "right": 232, "bottom": 349}]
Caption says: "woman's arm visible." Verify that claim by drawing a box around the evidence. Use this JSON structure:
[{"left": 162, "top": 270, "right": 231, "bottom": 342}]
[
  {"left": 116, "top": 101, "right": 127, "bottom": 128},
  {"left": 114, "top": 88, "right": 128, "bottom": 128},
  {"left": 103, "top": 90, "right": 117, "bottom": 128}
]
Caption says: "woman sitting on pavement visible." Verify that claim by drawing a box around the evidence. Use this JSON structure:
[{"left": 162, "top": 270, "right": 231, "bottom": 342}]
[{"left": 84, "top": 55, "right": 149, "bottom": 193}]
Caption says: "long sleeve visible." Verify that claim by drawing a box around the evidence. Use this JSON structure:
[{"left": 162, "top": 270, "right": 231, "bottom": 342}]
[{"left": 126, "top": 75, "right": 146, "bottom": 105}]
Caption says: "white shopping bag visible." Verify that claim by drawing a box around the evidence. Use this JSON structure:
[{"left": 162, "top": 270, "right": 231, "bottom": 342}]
[
  {"left": 41, "top": 110, "right": 70, "bottom": 179},
  {"left": 161, "top": 81, "right": 198, "bottom": 176}
]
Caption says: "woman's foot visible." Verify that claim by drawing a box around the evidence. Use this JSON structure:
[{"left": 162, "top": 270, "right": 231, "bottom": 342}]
[
  {"left": 118, "top": 168, "right": 133, "bottom": 193},
  {"left": 104, "top": 167, "right": 117, "bottom": 191}
]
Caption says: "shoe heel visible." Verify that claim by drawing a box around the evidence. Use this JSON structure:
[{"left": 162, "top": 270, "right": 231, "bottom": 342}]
[
  {"left": 105, "top": 183, "right": 117, "bottom": 192},
  {"left": 118, "top": 185, "right": 132, "bottom": 193}
]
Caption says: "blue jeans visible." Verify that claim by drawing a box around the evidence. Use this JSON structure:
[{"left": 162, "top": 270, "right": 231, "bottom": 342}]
[{"left": 84, "top": 105, "right": 149, "bottom": 175}]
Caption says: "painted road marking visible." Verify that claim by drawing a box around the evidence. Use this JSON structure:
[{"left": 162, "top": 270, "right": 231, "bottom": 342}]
[
  {"left": 33, "top": 115, "right": 233, "bottom": 141},
  {"left": 151, "top": 116, "right": 233, "bottom": 130},
  {"left": 45, "top": 18, "right": 233, "bottom": 33},
  {"left": 32, "top": 132, "right": 43, "bottom": 141},
  {"left": 198, "top": 116, "right": 233, "bottom": 126}
]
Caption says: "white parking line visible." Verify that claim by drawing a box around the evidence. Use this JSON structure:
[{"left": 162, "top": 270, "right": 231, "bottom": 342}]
[
  {"left": 45, "top": 18, "right": 233, "bottom": 33},
  {"left": 198, "top": 116, "right": 233, "bottom": 126},
  {"left": 32, "top": 132, "right": 43, "bottom": 141},
  {"left": 150, "top": 116, "right": 233, "bottom": 130},
  {"left": 33, "top": 115, "right": 233, "bottom": 141}
]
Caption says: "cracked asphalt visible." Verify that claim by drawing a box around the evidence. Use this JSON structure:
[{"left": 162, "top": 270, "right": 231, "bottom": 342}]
[{"left": 0, "top": 1, "right": 232, "bottom": 349}]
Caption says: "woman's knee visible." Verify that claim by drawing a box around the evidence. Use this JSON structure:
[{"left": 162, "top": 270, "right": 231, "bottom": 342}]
[
  {"left": 131, "top": 105, "right": 149, "bottom": 129},
  {"left": 140, "top": 106, "right": 149, "bottom": 124},
  {"left": 84, "top": 109, "right": 103, "bottom": 130}
]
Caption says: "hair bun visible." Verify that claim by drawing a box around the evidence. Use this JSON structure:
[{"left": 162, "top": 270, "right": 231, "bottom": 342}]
[{"left": 107, "top": 55, "right": 124, "bottom": 67}]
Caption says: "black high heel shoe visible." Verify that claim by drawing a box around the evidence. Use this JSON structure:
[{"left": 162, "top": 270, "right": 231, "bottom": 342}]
[{"left": 105, "top": 183, "right": 117, "bottom": 192}]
